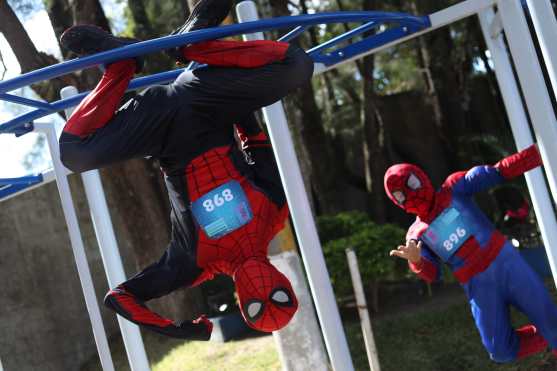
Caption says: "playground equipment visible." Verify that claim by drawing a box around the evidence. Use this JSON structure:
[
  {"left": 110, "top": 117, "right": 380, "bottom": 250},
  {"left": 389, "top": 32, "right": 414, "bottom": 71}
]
[{"left": 1, "top": 1, "right": 557, "bottom": 370}]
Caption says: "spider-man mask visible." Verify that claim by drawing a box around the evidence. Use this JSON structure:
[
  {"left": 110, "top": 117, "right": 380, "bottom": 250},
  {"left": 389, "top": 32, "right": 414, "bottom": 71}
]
[
  {"left": 234, "top": 259, "right": 298, "bottom": 332},
  {"left": 384, "top": 164, "right": 434, "bottom": 217}
]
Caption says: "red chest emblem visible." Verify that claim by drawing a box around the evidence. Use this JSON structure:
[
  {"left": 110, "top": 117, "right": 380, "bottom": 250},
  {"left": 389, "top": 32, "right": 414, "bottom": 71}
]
[{"left": 185, "top": 147, "right": 288, "bottom": 275}]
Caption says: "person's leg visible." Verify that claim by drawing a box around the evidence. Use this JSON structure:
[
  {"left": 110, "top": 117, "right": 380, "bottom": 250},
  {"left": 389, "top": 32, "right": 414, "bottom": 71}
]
[
  {"left": 61, "top": 60, "right": 136, "bottom": 139},
  {"left": 506, "top": 247, "right": 557, "bottom": 353},
  {"left": 465, "top": 269, "right": 519, "bottom": 363},
  {"left": 175, "top": 40, "right": 314, "bottom": 125},
  {"left": 104, "top": 238, "right": 212, "bottom": 340},
  {"left": 59, "top": 60, "right": 179, "bottom": 172}
]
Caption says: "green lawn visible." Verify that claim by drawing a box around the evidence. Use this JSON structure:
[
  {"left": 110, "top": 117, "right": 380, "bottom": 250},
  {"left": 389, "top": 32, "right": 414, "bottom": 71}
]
[
  {"left": 83, "top": 291, "right": 557, "bottom": 371},
  {"left": 347, "top": 301, "right": 557, "bottom": 371},
  {"left": 81, "top": 331, "right": 281, "bottom": 371}
]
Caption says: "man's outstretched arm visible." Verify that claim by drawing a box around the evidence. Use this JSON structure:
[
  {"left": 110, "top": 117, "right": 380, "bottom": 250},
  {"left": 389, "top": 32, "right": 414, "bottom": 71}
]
[
  {"left": 390, "top": 239, "right": 441, "bottom": 283},
  {"left": 452, "top": 144, "right": 542, "bottom": 196},
  {"left": 494, "top": 144, "right": 542, "bottom": 179}
]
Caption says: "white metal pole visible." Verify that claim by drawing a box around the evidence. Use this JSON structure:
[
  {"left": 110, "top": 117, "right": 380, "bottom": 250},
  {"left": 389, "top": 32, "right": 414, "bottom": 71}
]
[
  {"left": 34, "top": 121, "right": 115, "bottom": 371},
  {"left": 60, "top": 86, "right": 150, "bottom": 371},
  {"left": 236, "top": 2, "right": 355, "bottom": 370},
  {"left": 497, "top": 0, "right": 557, "bottom": 205},
  {"left": 346, "top": 249, "right": 381, "bottom": 371},
  {"left": 524, "top": 0, "right": 557, "bottom": 106},
  {"left": 479, "top": 7, "right": 557, "bottom": 288}
]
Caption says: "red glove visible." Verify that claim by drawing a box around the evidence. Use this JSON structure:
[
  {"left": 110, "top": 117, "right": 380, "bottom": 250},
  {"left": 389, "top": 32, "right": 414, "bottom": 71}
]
[
  {"left": 193, "top": 314, "right": 214, "bottom": 335},
  {"left": 494, "top": 144, "right": 542, "bottom": 179}
]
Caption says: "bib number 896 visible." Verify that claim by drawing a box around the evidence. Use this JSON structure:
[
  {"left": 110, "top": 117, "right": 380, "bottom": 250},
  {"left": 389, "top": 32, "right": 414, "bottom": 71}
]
[
  {"left": 443, "top": 227, "right": 467, "bottom": 251},
  {"left": 202, "top": 189, "right": 234, "bottom": 212}
]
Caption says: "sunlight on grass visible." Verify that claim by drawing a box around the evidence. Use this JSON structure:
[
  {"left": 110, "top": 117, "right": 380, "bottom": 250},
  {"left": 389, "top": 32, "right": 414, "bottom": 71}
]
[{"left": 152, "top": 335, "right": 280, "bottom": 371}]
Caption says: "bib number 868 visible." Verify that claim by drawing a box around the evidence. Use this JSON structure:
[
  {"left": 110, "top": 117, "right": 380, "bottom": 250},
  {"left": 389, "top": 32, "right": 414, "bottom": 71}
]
[
  {"left": 202, "top": 189, "right": 234, "bottom": 212},
  {"left": 443, "top": 227, "right": 467, "bottom": 251}
]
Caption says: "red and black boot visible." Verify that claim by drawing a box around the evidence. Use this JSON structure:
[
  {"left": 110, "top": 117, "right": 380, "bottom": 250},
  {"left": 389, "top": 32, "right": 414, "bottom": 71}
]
[
  {"left": 60, "top": 25, "right": 144, "bottom": 72},
  {"left": 104, "top": 285, "right": 213, "bottom": 340},
  {"left": 166, "top": 0, "right": 234, "bottom": 64},
  {"left": 516, "top": 325, "right": 548, "bottom": 359}
]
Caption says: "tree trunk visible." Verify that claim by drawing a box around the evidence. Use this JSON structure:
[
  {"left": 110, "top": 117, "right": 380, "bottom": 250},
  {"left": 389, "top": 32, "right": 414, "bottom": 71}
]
[
  {"left": 68, "top": 0, "right": 110, "bottom": 30},
  {"left": 268, "top": 0, "right": 347, "bottom": 214},
  {"left": 409, "top": 0, "right": 469, "bottom": 170},
  {"left": 360, "top": 0, "right": 389, "bottom": 223},
  {"left": 127, "top": 0, "right": 155, "bottom": 40},
  {"left": 45, "top": 0, "right": 73, "bottom": 60}
]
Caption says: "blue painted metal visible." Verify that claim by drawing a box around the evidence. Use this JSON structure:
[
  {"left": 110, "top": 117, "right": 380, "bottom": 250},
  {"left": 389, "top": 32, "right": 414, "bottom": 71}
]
[
  {"left": 0, "top": 93, "right": 55, "bottom": 110},
  {"left": 0, "top": 174, "right": 43, "bottom": 185},
  {"left": 309, "top": 26, "right": 410, "bottom": 65},
  {"left": 3, "top": 68, "right": 187, "bottom": 136},
  {"left": 0, "top": 11, "right": 430, "bottom": 136},
  {"left": 0, "top": 174, "right": 44, "bottom": 199},
  {"left": 277, "top": 26, "right": 308, "bottom": 42}
]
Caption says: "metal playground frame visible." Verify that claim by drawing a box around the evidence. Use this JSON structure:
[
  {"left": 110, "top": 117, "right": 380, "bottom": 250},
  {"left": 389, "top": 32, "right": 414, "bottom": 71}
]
[{"left": 1, "top": 1, "right": 557, "bottom": 370}]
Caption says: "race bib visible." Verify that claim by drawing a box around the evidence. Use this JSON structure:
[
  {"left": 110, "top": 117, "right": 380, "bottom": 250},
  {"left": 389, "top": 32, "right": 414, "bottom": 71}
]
[
  {"left": 191, "top": 180, "right": 253, "bottom": 239},
  {"left": 422, "top": 207, "right": 472, "bottom": 262}
]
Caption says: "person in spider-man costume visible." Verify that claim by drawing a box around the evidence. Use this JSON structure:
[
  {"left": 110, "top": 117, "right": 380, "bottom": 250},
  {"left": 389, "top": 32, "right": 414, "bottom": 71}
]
[
  {"left": 384, "top": 144, "right": 557, "bottom": 363},
  {"left": 58, "top": 0, "right": 313, "bottom": 340}
]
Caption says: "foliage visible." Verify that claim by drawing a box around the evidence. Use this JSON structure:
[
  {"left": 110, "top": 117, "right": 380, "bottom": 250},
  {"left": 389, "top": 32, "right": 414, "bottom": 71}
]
[{"left": 317, "top": 211, "right": 408, "bottom": 298}]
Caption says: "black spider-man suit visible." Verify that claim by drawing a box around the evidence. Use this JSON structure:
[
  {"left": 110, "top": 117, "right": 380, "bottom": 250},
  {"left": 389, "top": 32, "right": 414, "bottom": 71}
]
[{"left": 58, "top": 0, "right": 313, "bottom": 340}]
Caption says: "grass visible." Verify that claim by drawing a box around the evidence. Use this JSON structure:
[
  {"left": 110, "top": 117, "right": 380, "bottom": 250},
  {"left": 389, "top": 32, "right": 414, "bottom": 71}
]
[
  {"left": 151, "top": 334, "right": 279, "bottom": 371},
  {"left": 346, "top": 303, "right": 557, "bottom": 371},
  {"left": 345, "top": 282, "right": 557, "bottom": 371},
  {"left": 83, "top": 285, "right": 557, "bottom": 371},
  {"left": 81, "top": 331, "right": 280, "bottom": 371}
]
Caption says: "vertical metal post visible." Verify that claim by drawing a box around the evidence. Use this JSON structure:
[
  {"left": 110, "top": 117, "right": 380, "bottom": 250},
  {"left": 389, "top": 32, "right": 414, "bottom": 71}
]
[
  {"left": 346, "top": 249, "right": 381, "bottom": 371},
  {"left": 236, "top": 2, "right": 355, "bottom": 370},
  {"left": 479, "top": 7, "right": 557, "bottom": 288},
  {"left": 60, "top": 87, "right": 151, "bottom": 371},
  {"left": 34, "top": 121, "right": 115, "bottom": 371},
  {"left": 497, "top": 0, "right": 557, "bottom": 204},
  {"left": 524, "top": 0, "right": 557, "bottom": 104}
]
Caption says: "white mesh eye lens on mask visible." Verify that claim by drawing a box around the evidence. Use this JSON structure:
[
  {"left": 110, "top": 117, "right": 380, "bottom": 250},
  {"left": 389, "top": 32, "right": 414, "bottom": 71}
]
[
  {"left": 407, "top": 173, "right": 422, "bottom": 190},
  {"left": 271, "top": 290, "right": 289, "bottom": 303},
  {"left": 270, "top": 288, "right": 294, "bottom": 307},
  {"left": 246, "top": 301, "right": 264, "bottom": 321},
  {"left": 393, "top": 191, "right": 406, "bottom": 205}
]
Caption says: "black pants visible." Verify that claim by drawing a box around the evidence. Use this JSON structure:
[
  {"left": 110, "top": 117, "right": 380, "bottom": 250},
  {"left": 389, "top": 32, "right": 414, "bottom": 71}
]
[{"left": 60, "top": 45, "right": 314, "bottom": 173}]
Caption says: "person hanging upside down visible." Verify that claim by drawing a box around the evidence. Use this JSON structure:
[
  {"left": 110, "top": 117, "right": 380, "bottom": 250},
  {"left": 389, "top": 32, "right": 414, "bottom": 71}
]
[
  {"left": 58, "top": 0, "right": 314, "bottom": 340},
  {"left": 384, "top": 145, "right": 557, "bottom": 363}
]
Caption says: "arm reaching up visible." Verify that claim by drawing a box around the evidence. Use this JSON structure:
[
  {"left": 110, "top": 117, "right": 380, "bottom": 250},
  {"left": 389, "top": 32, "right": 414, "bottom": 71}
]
[{"left": 495, "top": 144, "right": 542, "bottom": 179}]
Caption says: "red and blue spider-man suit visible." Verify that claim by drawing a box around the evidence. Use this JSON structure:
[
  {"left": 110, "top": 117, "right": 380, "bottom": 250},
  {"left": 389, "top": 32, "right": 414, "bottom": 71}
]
[
  {"left": 58, "top": 29, "right": 313, "bottom": 339},
  {"left": 384, "top": 145, "right": 557, "bottom": 363}
]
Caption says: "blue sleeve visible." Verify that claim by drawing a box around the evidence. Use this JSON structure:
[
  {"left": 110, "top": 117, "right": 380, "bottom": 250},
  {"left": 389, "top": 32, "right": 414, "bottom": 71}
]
[
  {"left": 419, "top": 241, "right": 443, "bottom": 282},
  {"left": 453, "top": 165, "right": 504, "bottom": 196}
]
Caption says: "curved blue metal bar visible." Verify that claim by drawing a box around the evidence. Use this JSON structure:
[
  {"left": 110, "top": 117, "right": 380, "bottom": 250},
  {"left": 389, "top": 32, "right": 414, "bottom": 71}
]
[
  {"left": 0, "top": 93, "right": 55, "bottom": 110},
  {"left": 0, "top": 174, "right": 43, "bottom": 186},
  {"left": 0, "top": 174, "right": 44, "bottom": 200},
  {"left": 0, "top": 11, "right": 430, "bottom": 136},
  {"left": 2, "top": 68, "right": 188, "bottom": 136},
  {"left": 277, "top": 25, "right": 308, "bottom": 42}
]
